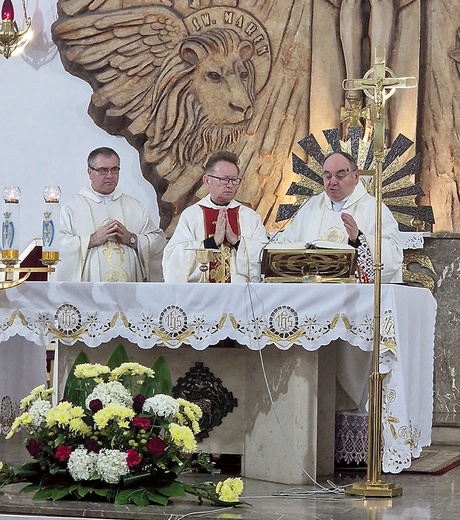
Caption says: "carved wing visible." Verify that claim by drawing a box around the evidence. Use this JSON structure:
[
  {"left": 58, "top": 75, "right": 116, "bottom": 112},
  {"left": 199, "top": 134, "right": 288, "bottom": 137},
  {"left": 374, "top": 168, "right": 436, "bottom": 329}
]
[{"left": 52, "top": 6, "right": 188, "bottom": 138}]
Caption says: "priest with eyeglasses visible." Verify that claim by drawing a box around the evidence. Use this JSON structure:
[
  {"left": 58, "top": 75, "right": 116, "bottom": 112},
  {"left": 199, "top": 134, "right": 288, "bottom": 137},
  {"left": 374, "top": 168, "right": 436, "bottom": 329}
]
[
  {"left": 163, "top": 150, "right": 268, "bottom": 283},
  {"left": 54, "top": 147, "right": 166, "bottom": 282},
  {"left": 280, "top": 151, "right": 403, "bottom": 284}
]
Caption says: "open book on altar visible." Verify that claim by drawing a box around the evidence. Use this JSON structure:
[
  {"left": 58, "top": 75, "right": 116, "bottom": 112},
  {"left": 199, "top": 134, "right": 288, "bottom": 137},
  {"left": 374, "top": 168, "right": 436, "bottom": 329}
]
[{"left": 261, "top": 241, "right": 357, "bottom": 283}]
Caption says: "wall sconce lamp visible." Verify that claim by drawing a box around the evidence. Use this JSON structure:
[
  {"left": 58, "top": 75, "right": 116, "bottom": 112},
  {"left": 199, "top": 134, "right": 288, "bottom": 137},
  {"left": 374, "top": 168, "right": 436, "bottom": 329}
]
[{"left": 0, "top": 0, "right": 32, "bottom": 59}]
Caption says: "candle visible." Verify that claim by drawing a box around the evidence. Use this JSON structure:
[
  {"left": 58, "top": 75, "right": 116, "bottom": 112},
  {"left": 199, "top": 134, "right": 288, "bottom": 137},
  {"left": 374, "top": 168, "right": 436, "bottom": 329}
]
[
  {"left": 2, "top": 186, "right": 20, "bottom": 265},
  {"left": 41, "top": 185, "right": 61, "bottom": 266}
]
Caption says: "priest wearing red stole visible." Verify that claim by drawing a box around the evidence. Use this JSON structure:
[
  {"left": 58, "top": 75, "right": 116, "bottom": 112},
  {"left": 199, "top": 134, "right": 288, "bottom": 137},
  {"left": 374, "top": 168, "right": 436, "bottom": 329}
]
[{"left": 163, "top": 151, "right": 268, "bottom": 283}]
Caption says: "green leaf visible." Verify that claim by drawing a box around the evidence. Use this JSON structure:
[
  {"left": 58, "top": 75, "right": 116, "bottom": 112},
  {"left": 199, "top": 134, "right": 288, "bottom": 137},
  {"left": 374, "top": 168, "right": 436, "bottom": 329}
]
[
  {"left": 132, "top": 489, "right": 150, "bottom": 507},
  {"left": 48, "top": 463, "right": 62, "bottom": 475},
  {"left": 106, "top": 343, "right": 129, "bottom": 369},
  {"left": 33, "top": 487, "right": 53, "bottom": 500},
  {"left": 13, "top": 462, "right": 41, "bottom": 479},
  {"left": 93, "top": 488, "right": 110, "bottom": 498},
  {"left": 52, "top": 487, "right": 71, "bottom": 501},
  {"left": 76, "top": 484, "right": 94, "bottom": 497},
  {"left": 157, "top": 480, "right": 186, "bottom": 498},
  {"left": 19, "top": 483, "right": 40, "bottom": 494},
  {"left": 140, "top": 355, "right": 172, "bottom": 397},
  {"left": 146, "top": 490, "right": 169, "bottom": 506},
  {"left": 54, "top": 434, "right": 66, "bottom": 446},
  {"left": 114, "top": 488, "right": 134, "bottom": 505},
  {"left": 63, "top": 350, "right": 91, "bottom": 408}
]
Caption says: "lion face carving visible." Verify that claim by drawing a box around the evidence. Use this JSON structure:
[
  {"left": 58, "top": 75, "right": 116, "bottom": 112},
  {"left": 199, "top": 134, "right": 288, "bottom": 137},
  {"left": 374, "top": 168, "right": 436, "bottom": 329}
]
[
  {"left": 52, "top": 3, "right": 272, "bottom": 230},
  {"left": 142, "top": 29, "right": 256, "bottom": 172}
]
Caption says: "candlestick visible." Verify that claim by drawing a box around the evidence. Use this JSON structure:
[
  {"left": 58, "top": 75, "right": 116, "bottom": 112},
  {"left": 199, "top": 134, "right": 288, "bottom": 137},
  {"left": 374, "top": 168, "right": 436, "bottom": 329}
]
[
  {"left": 42, "top": 185, "right": 61, "bottom": 266},
  {"left": 1, "top": 186, "right": 20, "bottom": 265}
]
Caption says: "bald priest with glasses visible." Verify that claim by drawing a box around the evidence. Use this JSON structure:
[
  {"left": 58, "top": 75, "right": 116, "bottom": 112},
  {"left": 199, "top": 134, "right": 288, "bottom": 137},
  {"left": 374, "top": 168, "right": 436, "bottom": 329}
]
[
  {"left": 280, "top": 151, "right": 403, "bottom": 284},
  {"left": 54, "top": 147, "right": 166, "bottom": 282},
  {"left": 163, "top": 151, "right": 268, "bottom": 283}
]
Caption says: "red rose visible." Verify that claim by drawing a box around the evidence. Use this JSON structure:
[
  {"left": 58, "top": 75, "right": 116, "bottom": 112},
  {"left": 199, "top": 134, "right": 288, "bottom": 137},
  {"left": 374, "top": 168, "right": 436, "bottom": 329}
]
[
  {"left": 26, "top": 439, "right": 42, "bottom": 457},
  {"left": 55, "top": 445, "right": 72, "bottom": 461},
  {"left": 133, "top": 394, "right": 146, "bottom": 413},
  {"left": 147, "top": 437, "right": 167, "bottom": 455},
  {"left": 89, "top": 399, "right": 103, "bottom": 414},
  {"left": 126, "top": 449, "right": 142, "bottom": 467},
  {"left": 132, "top": 416, "right": 151, "bottom": 429}
]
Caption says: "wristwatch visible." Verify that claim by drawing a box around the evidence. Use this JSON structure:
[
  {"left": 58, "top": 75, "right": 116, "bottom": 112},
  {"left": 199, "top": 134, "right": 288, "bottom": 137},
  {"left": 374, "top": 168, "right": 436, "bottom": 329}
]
[{"left": 129, "top": 233, "right": 136, "bottom": 246}]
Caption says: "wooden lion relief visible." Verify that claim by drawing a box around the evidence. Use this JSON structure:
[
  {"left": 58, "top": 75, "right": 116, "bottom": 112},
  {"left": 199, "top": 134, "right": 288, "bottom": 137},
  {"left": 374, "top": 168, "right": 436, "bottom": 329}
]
[{"left": 53, "top": 0, "right": 312, "bottom": 234}]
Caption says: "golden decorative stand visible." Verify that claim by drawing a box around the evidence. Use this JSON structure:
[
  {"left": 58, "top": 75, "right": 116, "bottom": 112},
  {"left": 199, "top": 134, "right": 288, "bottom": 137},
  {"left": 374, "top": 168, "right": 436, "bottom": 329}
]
[
  {"left": 0, "top": 267, "right": 55, "bottom": 289},
  {"left": 0, "top": 250, "right": 58, "bottom": 289},
  {"left": 343, "top": 46, "right": 416, "bottom": 498}
]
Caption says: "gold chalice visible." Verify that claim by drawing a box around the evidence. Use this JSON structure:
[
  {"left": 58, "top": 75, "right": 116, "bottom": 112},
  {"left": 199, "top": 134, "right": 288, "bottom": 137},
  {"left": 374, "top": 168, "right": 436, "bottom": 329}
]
[
  {"left": 195, "top": 248, "right": 214, "bottom": 283},
  {"left": 195, "top": 248, "right": 221, "bottom": 283}
]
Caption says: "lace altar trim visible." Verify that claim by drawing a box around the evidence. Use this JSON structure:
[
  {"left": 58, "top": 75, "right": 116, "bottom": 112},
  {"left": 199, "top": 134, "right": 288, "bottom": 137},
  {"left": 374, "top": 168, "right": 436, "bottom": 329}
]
[{"left": 335, "top": 412, "right": 368, "bottom": 465}]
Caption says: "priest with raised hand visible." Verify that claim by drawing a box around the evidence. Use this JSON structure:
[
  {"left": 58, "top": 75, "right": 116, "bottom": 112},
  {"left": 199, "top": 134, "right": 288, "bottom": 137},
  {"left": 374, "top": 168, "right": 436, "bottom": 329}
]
[
  {"left": 54, "top": 147, "right": 166, "bottom": 282},
  {"left": 163, "top": 150, "right": 268, "bottom": 283},
  {"left": 280, "top": 150, "right": 403, "bottom": 283}
]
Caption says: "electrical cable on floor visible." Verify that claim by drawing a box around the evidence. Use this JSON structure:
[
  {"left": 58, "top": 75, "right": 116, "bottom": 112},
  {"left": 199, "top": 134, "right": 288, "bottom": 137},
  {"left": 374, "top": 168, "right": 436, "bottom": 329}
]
[
  {"left": 244, "top": 283, "right": 350, "bottom": 497},
  {"left": 175, "top": 508, "right": 227, "bottom": 519}
]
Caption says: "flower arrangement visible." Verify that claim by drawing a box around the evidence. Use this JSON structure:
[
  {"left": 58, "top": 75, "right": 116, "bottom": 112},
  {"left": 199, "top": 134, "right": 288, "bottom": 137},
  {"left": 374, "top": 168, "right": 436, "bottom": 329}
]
[{"left": 0, "top": 344, "right": 244, "bottom": 507}]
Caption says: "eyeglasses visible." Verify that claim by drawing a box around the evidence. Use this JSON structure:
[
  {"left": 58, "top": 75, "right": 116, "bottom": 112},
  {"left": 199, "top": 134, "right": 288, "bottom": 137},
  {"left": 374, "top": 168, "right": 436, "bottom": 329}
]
[
  {"left": 207, "top": 174, "right": 241, "bottom": 185},
  {"left": 90, "top": 166, "right": 121, "bottom": 176},
  {"left": 323, "top": 168, "right": 357, "bottom": 181}
]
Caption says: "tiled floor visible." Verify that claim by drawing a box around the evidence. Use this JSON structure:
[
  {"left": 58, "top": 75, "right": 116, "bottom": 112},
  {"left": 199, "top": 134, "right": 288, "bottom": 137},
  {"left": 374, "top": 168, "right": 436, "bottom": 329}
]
[{"left": 2, "top": 435, "right": 460, "bottom": 519}]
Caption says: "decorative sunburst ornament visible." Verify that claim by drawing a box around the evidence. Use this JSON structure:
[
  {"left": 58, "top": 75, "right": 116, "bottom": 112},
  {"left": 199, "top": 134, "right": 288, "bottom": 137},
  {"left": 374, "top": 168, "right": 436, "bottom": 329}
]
[{"left": 276, "top": 127, "right": 434, "bottom": 232}]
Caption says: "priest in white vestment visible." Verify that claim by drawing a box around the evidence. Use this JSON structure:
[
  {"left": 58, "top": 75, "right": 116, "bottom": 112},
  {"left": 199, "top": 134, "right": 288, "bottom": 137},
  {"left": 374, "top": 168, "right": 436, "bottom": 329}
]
[
  {"left": 281, "top": 151, "right": 403, "bottom": 411},
  {"left": 281, "top": 151, "right": 403, "bottom": 283},
  {"left": 163, "top": 151, "right": 268, "bottom": 283},
  {"left": 54, "top": 147, "right": 166, "bottom": 282}
]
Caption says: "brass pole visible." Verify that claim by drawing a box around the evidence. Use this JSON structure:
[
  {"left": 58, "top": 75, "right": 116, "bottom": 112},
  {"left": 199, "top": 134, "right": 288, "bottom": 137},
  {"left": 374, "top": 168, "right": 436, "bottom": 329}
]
[{"left": 342, "top": 46, "right": 416, "bottom": 497}]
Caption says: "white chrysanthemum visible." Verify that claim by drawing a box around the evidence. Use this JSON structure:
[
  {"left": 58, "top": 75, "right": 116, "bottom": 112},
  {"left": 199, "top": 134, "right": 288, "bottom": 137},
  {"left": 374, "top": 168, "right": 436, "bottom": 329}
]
[
  {"left": 142, "top": 394, "right": 179, "bottom": 417},
  {"left": 67, "top": 447, "right": 98, "bottom": 481},
  {"left": 28, "top": 399, "right": 52, "bottom": 428},
  {"left": 85, "top": 381, "right": 133, "bottom": 410},
  {"left": 96, "top": 449, "right": 129, "bottom": 484}
]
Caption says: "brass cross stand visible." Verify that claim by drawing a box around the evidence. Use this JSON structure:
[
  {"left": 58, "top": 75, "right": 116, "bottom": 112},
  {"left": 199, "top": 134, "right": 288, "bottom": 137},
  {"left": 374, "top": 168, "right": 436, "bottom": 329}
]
[{"left": 343, "top": 46, "right": 417, "bottom": 497}]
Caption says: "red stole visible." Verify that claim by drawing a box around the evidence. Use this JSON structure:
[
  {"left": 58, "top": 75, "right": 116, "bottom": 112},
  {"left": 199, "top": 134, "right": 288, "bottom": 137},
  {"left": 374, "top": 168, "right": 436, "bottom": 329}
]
[{"left": 200, "top": 205, "right": 240, "bottom": 283}]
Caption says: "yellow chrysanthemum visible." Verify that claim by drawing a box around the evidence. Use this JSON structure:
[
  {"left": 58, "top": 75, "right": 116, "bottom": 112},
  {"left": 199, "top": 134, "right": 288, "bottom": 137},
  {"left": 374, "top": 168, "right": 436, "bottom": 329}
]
[
  {"left": 70, "top": 406, "right": 85, "bottom": 419},
  {"left": 20, "top": 384, "right": 53, "bottom": 409},
  {"left": 5, "top": 412, "right": 33, "bottom": 439},
  {"left": 177, "top": 398, "right": 202, "bottom": 421},
  {"left": 109, "top": 362, "right": 154, "bottom": 380},
  {"left": 93, "top": 403, "right": 134, "bottom": 430},
  {"left": 191, "top": 420, "right": 201, "bottom": 434},
  {"left": 69, "top": 417, "right": 90, "bottom": 435},
  {"left": 74, "top": 363, "right": 111, "bottom": 379},
  {"left": 46, "top": 401, "right": 82, "bottom": 428},
  {"left": 169, "top": 423, "right": 197, "bottom": 452},
  {"left": 216, "top": 477, "right": 244, "bottom": 502}
]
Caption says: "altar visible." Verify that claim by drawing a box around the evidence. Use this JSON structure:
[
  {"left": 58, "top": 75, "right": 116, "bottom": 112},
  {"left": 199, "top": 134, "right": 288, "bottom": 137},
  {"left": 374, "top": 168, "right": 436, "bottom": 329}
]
[{"left": 0, "top": 282, "right": 436, "bottom": 484}]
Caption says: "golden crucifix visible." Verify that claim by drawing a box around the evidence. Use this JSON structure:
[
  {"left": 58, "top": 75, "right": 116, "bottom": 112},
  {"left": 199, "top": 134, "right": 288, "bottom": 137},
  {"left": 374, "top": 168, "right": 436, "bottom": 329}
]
[{"left": 343, "top": 46, "right": 417, "bottom": 498}]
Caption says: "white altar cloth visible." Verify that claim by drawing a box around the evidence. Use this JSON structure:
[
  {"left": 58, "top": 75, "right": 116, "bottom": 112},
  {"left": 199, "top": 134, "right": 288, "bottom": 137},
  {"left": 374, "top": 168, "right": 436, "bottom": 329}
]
[{"left": 0, "top": 282, "right": 436, "bottom": 474}]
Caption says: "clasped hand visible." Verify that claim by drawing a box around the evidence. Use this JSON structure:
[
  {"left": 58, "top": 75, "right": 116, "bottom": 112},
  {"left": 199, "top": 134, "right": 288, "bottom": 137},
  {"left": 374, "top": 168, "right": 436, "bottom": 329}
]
[
  {"left": 89, "top": 219, "right": 133, "bottom": 249},
  {"left": 213, "top": 208, "right": 238, "bottom": 246}
]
